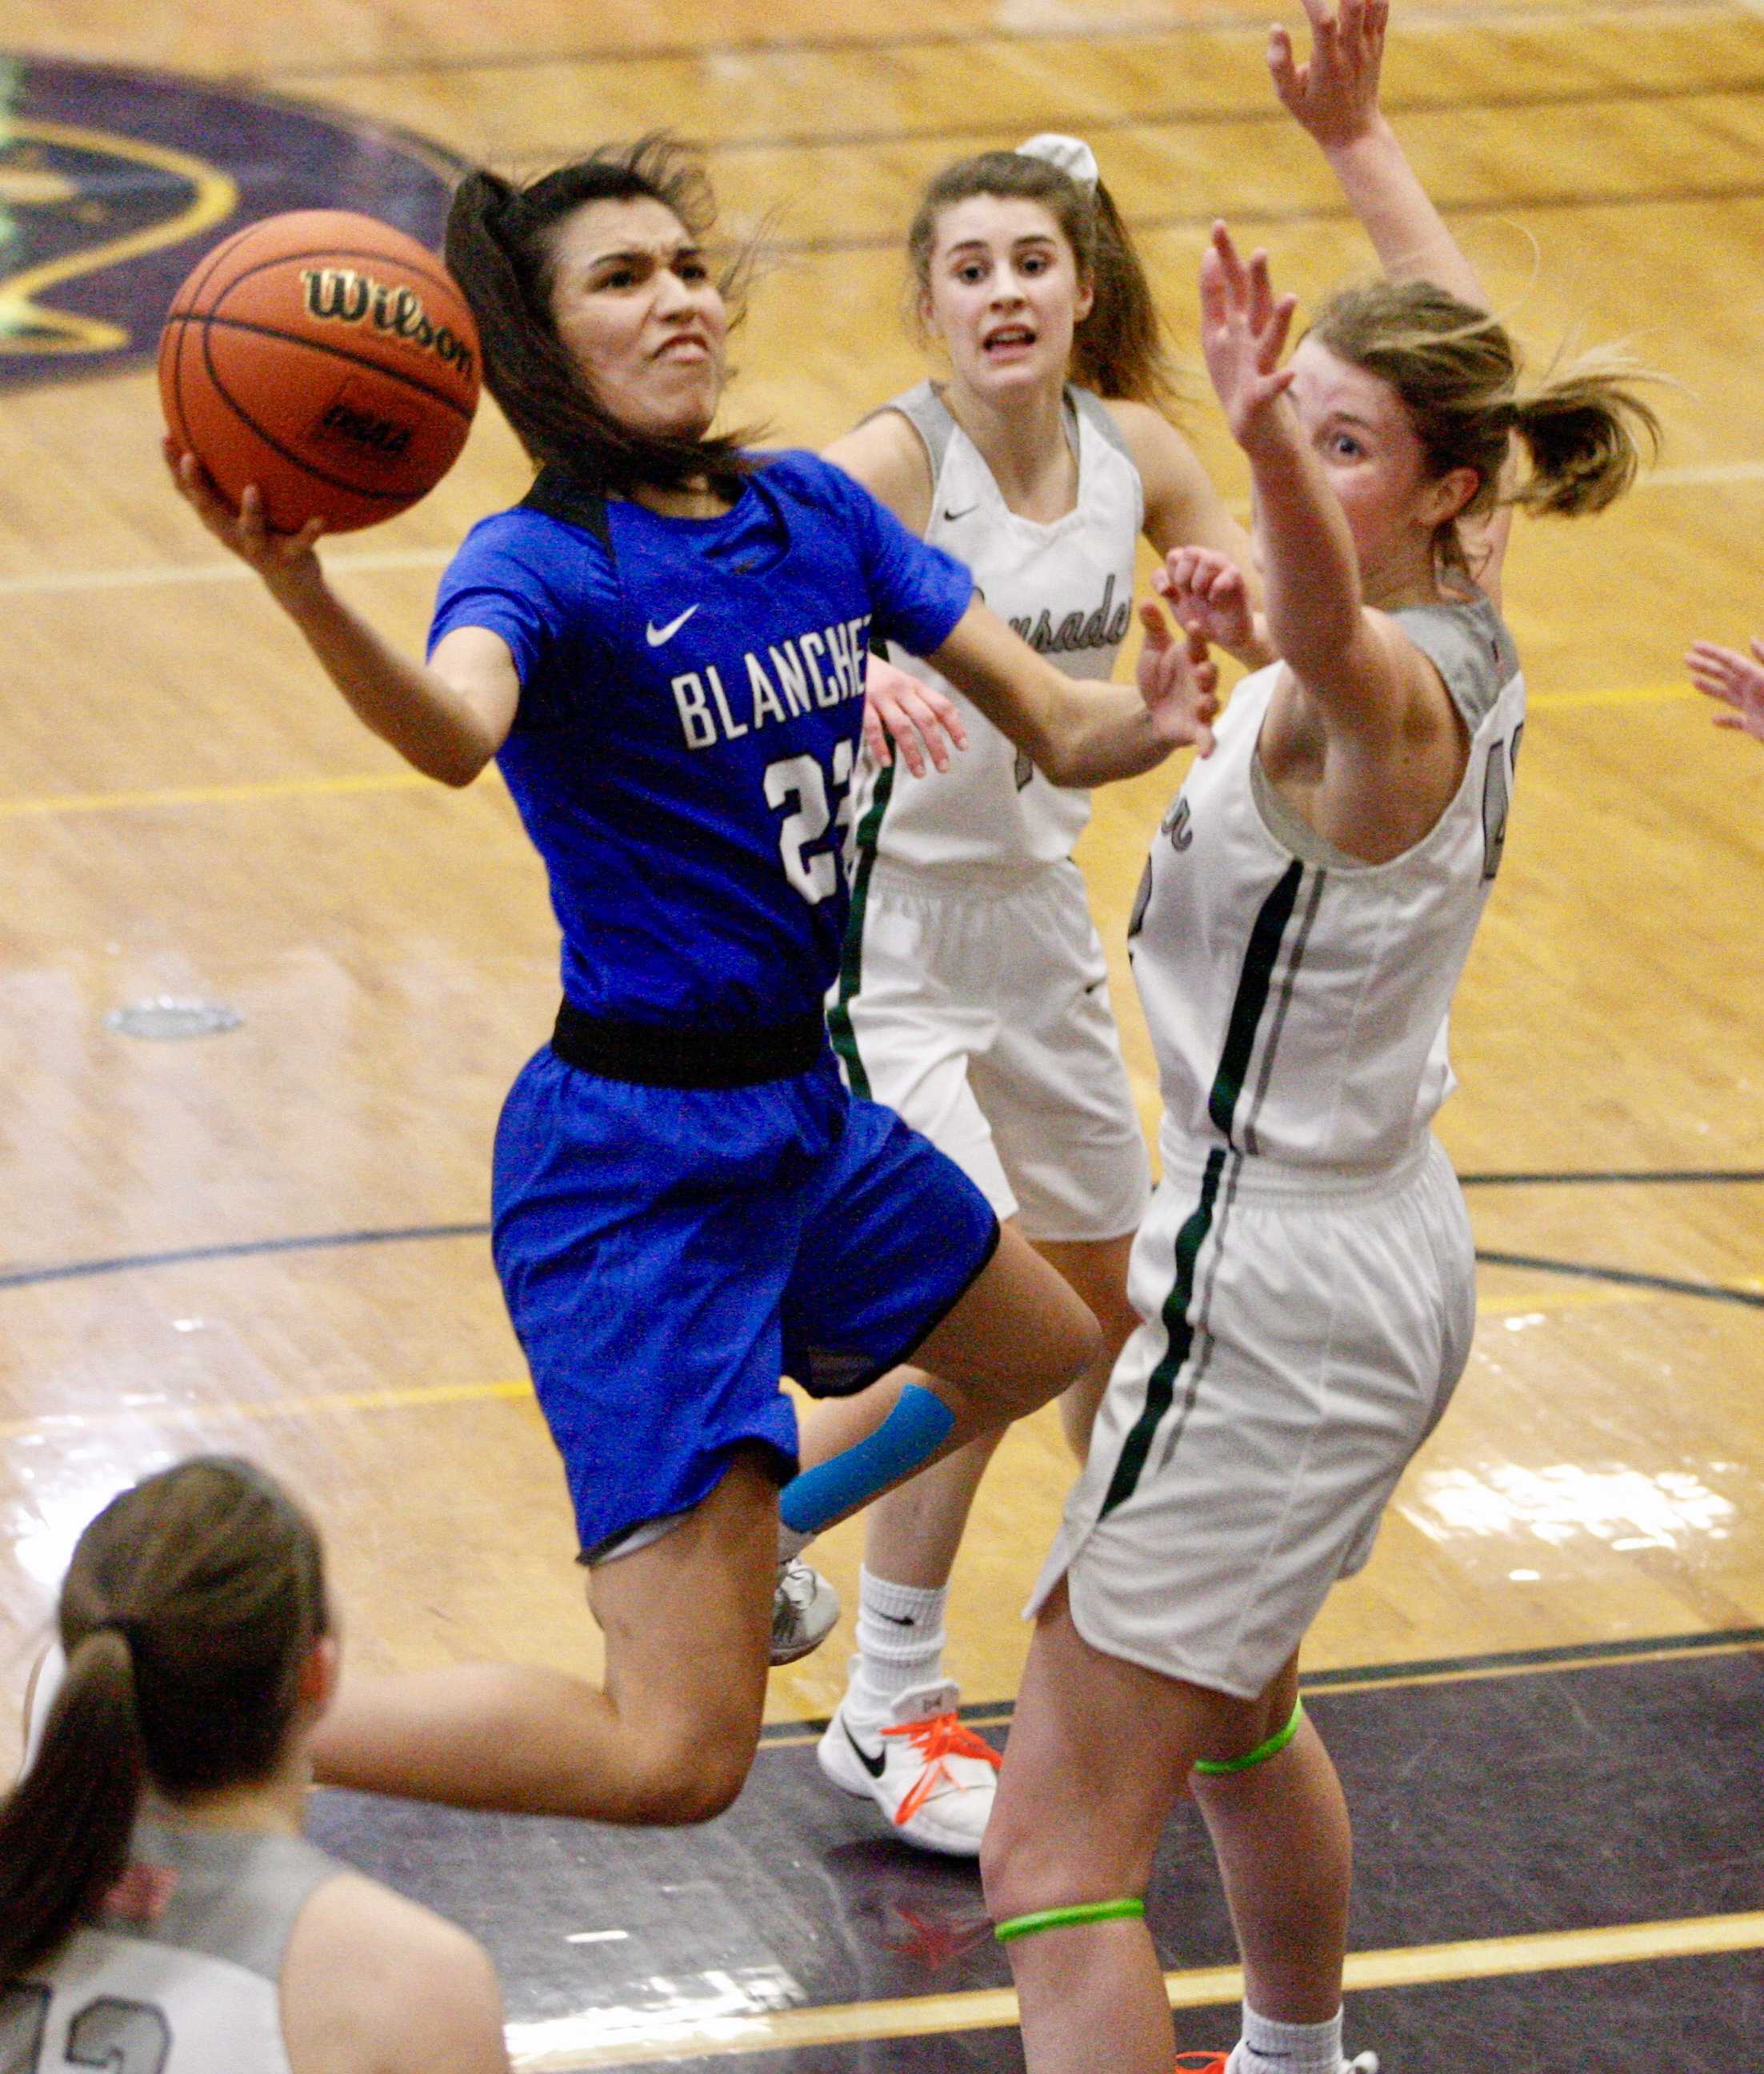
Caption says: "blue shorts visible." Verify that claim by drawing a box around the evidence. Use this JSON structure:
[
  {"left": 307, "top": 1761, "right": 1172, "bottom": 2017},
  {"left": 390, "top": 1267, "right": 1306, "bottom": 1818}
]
[{"left": 491, "top": 1045, "right": 1000, "bottom": 1558}]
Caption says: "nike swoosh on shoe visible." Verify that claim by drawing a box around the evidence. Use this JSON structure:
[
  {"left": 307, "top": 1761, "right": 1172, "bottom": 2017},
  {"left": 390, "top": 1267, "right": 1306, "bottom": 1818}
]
[{"left": 842, "top": 1718, "right": 887, "bottom": 1779}]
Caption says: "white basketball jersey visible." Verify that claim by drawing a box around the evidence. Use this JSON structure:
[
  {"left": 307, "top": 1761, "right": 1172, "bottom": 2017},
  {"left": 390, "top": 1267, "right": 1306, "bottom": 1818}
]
[
  {"left": 4, "top": 1818, "right": 340, "bottom": 2074},
  {"left": 1130, "top": 593, "right": 1524, "bottom": 1173},
  {"left": 848, "top": 381, "right": 1143, "bottom": 870}
]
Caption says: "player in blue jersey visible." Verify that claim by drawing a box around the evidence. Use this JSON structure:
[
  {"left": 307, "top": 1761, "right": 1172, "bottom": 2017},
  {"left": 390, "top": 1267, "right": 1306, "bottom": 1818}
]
[{"left": 164, "top": 138, "right": 1218, "bottom": 1828}]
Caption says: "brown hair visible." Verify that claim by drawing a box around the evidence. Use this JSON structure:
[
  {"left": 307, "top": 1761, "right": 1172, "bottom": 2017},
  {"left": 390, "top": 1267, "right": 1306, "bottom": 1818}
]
[
  {"left": 906, "top": 150, "right": 1178, "bottom": 410},
  {"left": 446, "top": 135, "right": 762, "bottom": 495},
  {"left": 1307, "top": 277, "right": 1662, "bottom": 575},
  {"left": 0, "top": 1457, "right": 329, "bottom": 1980}
]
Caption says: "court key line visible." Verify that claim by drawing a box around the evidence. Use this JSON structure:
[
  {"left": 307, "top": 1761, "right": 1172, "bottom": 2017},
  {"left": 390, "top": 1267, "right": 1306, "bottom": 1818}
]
[
  {"left": 0, "top": 683, "right": 1702, "bottom": 823},
  {"left": 505, "top": 1910, "right": 1764, "bottom": 2069},
  {"left": 2, "top": 1205, "right": 1757, "bottom": 1306}
]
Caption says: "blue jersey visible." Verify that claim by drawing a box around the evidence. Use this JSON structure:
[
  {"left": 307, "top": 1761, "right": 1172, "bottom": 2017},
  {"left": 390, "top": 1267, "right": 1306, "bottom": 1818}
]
[{"left": 430, "top": 450, "right": 974, "bottom": 1027}]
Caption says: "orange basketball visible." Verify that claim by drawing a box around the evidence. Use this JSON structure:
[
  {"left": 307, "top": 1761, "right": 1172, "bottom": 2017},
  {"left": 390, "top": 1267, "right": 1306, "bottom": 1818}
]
[{"left": 158, "top": 210, "right": 482, "bottom": 535}]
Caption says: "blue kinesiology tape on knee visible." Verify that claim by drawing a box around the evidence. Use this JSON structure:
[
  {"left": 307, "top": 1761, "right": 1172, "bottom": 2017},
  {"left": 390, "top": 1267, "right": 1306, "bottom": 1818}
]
[{"left": 779, "top": 1384, "right": 955, "bottom": 1537}]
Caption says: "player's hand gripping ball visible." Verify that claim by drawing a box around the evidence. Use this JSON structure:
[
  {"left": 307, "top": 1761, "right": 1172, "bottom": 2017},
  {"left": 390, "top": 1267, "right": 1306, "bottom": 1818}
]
[{"left": 158, "top": 210, "right": 481, "bottom": 535}]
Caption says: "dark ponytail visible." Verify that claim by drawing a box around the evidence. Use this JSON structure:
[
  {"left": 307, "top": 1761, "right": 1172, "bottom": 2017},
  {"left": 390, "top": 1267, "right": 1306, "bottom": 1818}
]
[
  {"left": 906, "top": 149, "right": 1180, "bottom": 410},
  {"left": 0, "top": 1457, "right": 328, "bottom": 1979},
  {"left": 445, "top": 136, "right": 762, "bottom": 495}
]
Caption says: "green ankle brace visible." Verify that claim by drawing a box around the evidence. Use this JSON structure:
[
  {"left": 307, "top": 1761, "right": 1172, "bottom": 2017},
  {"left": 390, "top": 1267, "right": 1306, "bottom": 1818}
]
[
  {"left": 993, "top": 1896, "right": 1146, "bottom": 1944},
  {"left": 1192, "top": 1696, "right": 1304, "bottom": 1777}
]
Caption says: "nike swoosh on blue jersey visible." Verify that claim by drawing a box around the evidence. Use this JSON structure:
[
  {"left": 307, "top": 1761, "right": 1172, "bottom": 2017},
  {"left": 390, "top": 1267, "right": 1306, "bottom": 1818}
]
[{"left": 646, "top": 605, "right": 701, "bottom": 647}]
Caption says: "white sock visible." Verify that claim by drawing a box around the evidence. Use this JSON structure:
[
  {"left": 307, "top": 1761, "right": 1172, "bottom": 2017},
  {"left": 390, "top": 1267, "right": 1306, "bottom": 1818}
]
[
  {"left": 846, "top": 1568, "right": 948, "bottom": 1715},
  {"left": 1228, "top": 2002, "right": 1344, "bottom": 2074}
]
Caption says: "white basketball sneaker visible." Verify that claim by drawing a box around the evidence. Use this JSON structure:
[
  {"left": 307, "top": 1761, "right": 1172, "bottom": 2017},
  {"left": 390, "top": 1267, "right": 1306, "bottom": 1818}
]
[
  {"left": 770, "top": 1557, "right": 840, "bottom": 1666},
  {"left": 818, "top": 1675, "right": 1002, "bottom": 1856}
]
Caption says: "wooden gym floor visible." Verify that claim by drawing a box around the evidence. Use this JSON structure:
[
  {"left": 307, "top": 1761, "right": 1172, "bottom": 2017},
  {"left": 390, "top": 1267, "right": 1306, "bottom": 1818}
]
[{"left": 2, "top": 1, "right": 1761, "bottom": 2064}]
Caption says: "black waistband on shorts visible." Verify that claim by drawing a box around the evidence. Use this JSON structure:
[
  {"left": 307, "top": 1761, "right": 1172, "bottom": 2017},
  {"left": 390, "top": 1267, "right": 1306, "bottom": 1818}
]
[{"left": 550, "top": 999, "right": 828, "bottom": 1090}]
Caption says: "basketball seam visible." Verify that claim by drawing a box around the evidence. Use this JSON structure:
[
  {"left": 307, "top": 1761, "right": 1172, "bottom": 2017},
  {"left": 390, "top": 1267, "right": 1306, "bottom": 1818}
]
[
  {"left": 180, "top": 311, "right": 476, "bottom": 423},
  {"left": 168, "top": 226, "right": 257, "bottom": 455},
  {"left": 194, "top": 319, "right": 451, "bottom": 506}
]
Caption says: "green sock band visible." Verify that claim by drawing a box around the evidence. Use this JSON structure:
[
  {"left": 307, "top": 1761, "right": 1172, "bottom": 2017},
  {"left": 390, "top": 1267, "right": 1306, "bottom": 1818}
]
[
  {"left": 1192, "top": 1696, "right": 1305, "bottom": 1777},
  {"left": 994, "top": 1897, "right": 1146, "bottom": 1944}
]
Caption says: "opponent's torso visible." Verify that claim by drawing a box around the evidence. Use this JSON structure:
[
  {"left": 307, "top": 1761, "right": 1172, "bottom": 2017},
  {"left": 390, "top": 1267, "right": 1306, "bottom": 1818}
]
[
  {"left": 850, "top": 382, "right": 1143, "bottom": 871},
  {"left": 6, "top": 1819, "right": 340, "bottom": 2074},
  {"left": 1130, "top": 592, "right": 1525, "bottom": 1173}
]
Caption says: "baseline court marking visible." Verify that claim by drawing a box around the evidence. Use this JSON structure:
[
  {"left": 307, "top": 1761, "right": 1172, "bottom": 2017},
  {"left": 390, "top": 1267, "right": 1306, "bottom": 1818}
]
[{"left": 504, "top": 1912, "right": 1764, "bottom": 2069}]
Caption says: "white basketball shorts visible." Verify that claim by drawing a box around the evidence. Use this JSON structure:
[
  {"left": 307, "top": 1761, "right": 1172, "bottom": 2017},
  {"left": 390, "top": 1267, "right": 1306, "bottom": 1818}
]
[
  {"left": 1030, "top": 1132, "right": 1476, "bottom": 1696},
  {"left": 830, "top": 858, "right": 1150, "bottom": 1243}
]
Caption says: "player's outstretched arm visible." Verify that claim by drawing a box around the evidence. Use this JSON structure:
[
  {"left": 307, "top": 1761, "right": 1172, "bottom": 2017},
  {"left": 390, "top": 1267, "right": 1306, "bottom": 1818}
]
[
  {"left": 929, "top": 598, "right": 1217, "bottom": 786},
  {"left": 1271, "top": 0, "right": 1486, "bottom": 311},
  {"left": 164, "top": 441, "right": 515, "bottom": 787},
  {"left": 1686, "top": 638, "right": 1764, "bottom": 743},
  {"left": 1198, "top": 222, "right": 1417, "bottom": 739}
]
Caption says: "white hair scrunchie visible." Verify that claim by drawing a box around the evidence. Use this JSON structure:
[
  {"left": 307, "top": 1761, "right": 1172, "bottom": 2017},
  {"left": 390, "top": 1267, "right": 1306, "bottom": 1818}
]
[{"left": 1016, "top": 133, "right": 1100, "bottom": 194}]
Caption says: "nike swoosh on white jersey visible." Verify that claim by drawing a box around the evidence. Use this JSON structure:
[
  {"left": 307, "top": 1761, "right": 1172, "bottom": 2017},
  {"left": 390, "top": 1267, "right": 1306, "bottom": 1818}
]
[{"left": 646, "top": 605, "right": 701, "bottom": 647}]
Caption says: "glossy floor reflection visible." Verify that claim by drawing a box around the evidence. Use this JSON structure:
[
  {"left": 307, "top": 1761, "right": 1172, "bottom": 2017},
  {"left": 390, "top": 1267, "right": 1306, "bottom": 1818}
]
[{"left": 306, "top": 1639, "right": 1764, "bottom": 2072}]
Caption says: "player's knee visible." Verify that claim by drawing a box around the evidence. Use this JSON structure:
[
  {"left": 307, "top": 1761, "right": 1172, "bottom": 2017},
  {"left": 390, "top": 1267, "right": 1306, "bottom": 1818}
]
[
  {"left": 978, "top": 1788, "right": 1067, "bottom": 1920},
  {"left": 621, "top": 1718, "right": 756, "bottom": 1825},
  {"left": 1034, "top": 1283, "right": 1102, "bottom": 1401}
]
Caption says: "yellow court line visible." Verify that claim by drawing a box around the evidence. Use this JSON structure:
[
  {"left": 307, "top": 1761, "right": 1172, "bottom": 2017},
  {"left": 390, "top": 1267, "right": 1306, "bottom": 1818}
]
[
  {"left": 0, "top": 684, "right": 1698, "bottom": 823},
  {"left": 0, "top": 1267, "right": 1670, "bottom": 1451},
  {"left": 1530, "top": 682, "right": 1697, "bottom": 711},
  {"left": 0, "top": 770, "right": 434, "bottom": 820},
  {"left": 0, "top": 1376, "right": 533, "bottom": 1443},
  {"left": 0, "top": 545, "right": 450, "bottom": 599},
  {"left": 506, "top": 1911, "right": 1764, "bottom": 2069}
]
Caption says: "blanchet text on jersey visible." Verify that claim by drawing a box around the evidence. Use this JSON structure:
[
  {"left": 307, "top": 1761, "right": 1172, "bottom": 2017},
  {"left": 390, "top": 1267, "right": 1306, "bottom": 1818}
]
[{"left": 670, "top": 614, "right": 873, "bottom": 750}]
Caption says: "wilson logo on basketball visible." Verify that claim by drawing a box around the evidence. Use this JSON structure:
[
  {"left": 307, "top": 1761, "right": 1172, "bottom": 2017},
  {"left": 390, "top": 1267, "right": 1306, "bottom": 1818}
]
[{"left": 299, "top": 267, "right": 477, "bottom": 377}]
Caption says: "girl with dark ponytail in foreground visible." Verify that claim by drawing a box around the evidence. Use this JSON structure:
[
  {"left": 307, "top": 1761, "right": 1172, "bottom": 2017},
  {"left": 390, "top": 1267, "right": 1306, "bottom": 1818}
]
[{"left": 2, "top": 1456, "right": 506, "bottom": 2074}]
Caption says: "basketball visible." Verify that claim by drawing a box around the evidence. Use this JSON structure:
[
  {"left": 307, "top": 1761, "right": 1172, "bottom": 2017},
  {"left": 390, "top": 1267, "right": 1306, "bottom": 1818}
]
[{"left": 158, "top": 210, "right": 482, "bottom": 535}]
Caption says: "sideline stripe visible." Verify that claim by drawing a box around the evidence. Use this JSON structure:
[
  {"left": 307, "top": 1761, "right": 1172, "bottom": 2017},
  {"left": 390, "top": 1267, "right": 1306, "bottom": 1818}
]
[{"left": 506, "top": 1912, "right": 1764, "bottom": 2068}]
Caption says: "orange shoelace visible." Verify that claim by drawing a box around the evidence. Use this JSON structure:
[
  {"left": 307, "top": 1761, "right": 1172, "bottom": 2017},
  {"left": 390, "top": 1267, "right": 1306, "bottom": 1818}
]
[{"left": 882, "top": 1709, "right": 1002, "bottom": 1826}]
